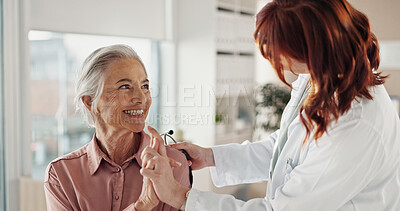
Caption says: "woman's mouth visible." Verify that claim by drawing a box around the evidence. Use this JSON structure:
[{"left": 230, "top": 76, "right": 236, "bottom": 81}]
[{"left": 123, "top": 109, "right": 144, "bottom": 116}]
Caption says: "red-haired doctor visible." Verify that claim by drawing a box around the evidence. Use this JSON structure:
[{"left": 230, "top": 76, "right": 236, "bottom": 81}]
[{"left": 141, "top": 0, "right": 400, "bottom": 210}]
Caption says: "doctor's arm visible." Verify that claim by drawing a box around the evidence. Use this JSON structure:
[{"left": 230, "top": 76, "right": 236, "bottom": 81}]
[
  {"left": 210, "top": 130, "right": 279, "bottom": 186},
  {"left": 171, "top": 129, "right": 279, "bottom": 186},
  {"left": 145, "top": 119, "right": 384, "bottom": 211},
  {"left": 142, "top": 127, "right": 279, "bottom": 210},
  {"left": 187, "top": 119, "right": 384, "bottom": 211}
]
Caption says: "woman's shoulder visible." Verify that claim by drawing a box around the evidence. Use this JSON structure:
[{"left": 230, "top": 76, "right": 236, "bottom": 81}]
[
  {"left": 166, "top": 146, "right": 191, "bottom": 187},
  {"left": 49, "top": 143, "right": 90, "bottom": 165},
  {"left": 44, "top": 143, "right": 90, "bottom": 182}
]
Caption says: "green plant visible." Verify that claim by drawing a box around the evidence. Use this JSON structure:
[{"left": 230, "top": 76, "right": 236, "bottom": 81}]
[
  {"left": 215, "top": 114, "right": 223, "bottom": 124},
  {"left": 255, "top": 83, "right": 291, "bottom": 132}
]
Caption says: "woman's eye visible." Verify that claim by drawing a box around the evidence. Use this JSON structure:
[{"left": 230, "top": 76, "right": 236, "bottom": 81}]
[
  {"left": 119, "top": 84, "right": 131, "bottom": 89},
  {"left": 142, "top": 84, "right": 149, "bottom": 90}
]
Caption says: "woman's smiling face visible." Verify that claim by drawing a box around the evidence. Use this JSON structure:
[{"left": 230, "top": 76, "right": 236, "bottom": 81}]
[{"left": 94, "top": 58, "right": 151, "bottom": 132}]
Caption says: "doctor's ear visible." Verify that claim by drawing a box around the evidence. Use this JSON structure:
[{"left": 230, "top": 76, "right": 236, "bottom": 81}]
[{"left": 82, "top": 96, "right": 93, "bottom": 111}]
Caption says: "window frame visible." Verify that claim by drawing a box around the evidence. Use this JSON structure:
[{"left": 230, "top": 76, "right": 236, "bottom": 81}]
[
  {"left": 3, "top": 0, "right": 30, "bottom": 210},
  {"left": 0, "top": 0, "right": 6, "bottom": 209}
]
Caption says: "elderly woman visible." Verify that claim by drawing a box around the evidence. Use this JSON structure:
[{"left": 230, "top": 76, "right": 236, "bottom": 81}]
[{"left": 44, "top": 44, "right": 191, "bottom": 211}]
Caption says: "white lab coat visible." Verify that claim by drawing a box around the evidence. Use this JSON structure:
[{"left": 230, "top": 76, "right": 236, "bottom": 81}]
[{"left": 186, "top": 74, "right": 400, "bottom": 211}]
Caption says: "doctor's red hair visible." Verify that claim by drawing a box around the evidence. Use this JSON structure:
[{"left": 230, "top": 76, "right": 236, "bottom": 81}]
[{"left": 254, "top": 0, "right": 386, "bottom": 143}]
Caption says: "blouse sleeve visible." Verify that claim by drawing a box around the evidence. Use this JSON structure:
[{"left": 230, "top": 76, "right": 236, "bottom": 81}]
[
  {"left": 168, "top": 147, "right": 192, "bottom": 188},
  {"left": 44, "top": 165, "right": 74, "bottom": 211}
]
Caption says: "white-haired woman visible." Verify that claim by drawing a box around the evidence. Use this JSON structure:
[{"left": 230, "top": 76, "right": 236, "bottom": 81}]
[{"left": 44, "top": 44, "right": 191, "bottom": 211}]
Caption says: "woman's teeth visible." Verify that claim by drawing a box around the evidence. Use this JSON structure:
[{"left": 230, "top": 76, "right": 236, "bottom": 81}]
[{"left": 123, "top": 110, "right": 144, "bottom": 115}]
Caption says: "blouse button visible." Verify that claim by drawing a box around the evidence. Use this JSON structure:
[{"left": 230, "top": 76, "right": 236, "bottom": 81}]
[{"left": 115, "top": 195, "right": 119, "bottom": 200}]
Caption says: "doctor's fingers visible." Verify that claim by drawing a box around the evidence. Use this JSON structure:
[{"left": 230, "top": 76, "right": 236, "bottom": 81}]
[
  {"left": 170, "top": 142, "right": 210, "bottom": 170},
  {"left": 169, "top": 142, "right": 190, "bottom": 150},
  {"left": 170, "top": 142, "right": 201, "bottom": 156},
  {"left": 147, "top": 126, "right": 167, "bottom": 157}
]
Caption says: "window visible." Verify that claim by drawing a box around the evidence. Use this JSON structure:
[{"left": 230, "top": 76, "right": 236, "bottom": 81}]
[{"left": 29, "top": 31, "right": 160, "bottom": 180}]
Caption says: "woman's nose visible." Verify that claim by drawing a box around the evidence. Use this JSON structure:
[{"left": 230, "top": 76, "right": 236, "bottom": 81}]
[{"left": 130, "top": 87, "right": 146, "bottom": 104}]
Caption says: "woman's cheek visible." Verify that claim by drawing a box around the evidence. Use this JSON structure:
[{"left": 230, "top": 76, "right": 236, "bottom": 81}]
[
  {"left": 146, "top": 96, "right": 152, "bottom": 113},
  {"left": 113, "top": 91, "right": 126, "bottom": 103},
  {"left": 147, "top": 95, "right": 152, "bottom": 106}
]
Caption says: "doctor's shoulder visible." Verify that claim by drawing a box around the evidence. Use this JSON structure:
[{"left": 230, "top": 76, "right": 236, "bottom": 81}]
[{"left": 320, "top": 87, "right": 400, "bottom": 157}]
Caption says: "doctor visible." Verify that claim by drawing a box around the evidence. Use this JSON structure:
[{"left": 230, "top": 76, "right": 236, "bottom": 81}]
[{"left": 141, "top": 0, "right": 400, "bottom": 210}]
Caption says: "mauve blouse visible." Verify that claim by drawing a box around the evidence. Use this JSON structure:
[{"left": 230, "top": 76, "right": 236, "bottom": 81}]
[{"left": 44, "top": 132, "right": 191, "bottom": 211}]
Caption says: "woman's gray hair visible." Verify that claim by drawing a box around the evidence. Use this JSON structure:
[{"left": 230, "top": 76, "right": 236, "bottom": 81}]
[{"left": 74, "top": 44, "right": 146, "bottom": 127}]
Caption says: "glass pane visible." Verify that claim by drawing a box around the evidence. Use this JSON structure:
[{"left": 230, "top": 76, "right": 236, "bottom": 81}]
[{"left": 29, "top": 31, "right": 160, "bottom": 180}]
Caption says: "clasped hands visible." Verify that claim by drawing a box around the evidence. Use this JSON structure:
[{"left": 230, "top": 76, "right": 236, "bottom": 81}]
[
  {"left": 135, "top": 126, "right": 215, "bottom": 211},
  {"left": 134, "top": 126, "right": 189, "bottom": 211}
]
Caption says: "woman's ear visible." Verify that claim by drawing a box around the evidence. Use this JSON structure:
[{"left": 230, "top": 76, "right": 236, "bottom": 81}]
[{"left": 82, "top": 96, "right": 93, "bottom": 111}]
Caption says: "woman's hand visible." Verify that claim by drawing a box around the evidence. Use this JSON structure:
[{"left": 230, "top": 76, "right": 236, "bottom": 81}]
[
  {"left": 134, "top": 177, "right": 159, "bottom": 211},
  {"left": 140, "top": 126, "right": 190, "bottom": 209},
  {"left": 135, "top": 141, "right": 161, "bottom": 211},
  {"left": 170, "top": 141, "right": 215, "bottom": 170}
]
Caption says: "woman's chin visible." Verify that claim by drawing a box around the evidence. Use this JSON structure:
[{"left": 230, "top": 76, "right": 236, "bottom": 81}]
[
  {"left": 125, "top": 124, "right": 145, "bottom": 133},
  {"left": 121, "top": 114, "right": 147, "bottom": 132}
]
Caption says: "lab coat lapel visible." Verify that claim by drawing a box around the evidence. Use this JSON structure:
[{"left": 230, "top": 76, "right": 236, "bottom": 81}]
[{"left": 270, "top": 80, "right": 310, "bottom": 177}]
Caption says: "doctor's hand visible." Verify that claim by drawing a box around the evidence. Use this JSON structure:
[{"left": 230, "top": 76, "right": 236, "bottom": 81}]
[
  {"left": 170, "top": 141, "right": 215, "bottom": 170},
  {"left": 140, "top": 126, "right": 190, "bottom": 209}
]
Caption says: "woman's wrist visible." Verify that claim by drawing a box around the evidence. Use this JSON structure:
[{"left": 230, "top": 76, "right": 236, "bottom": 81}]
[
  {"left": 179, "top": 188, "right": 191, "bottom": 210},
  {"left": 206, "top": 148, "right": 215, "bottom": 167},
  {"left": 170, "top": 184, "right": 191, "bottom": 209}
]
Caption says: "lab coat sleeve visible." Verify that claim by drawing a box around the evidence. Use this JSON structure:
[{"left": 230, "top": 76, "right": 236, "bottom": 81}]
[
  {"left": 186, "top": 189, "right": 272, "bottom": 211},
  {"left": 210, "top": 130, "right": 279, "bottom": 187},
  {"left": 186, "top": 119, "right": 385, "bottom": 211}
]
